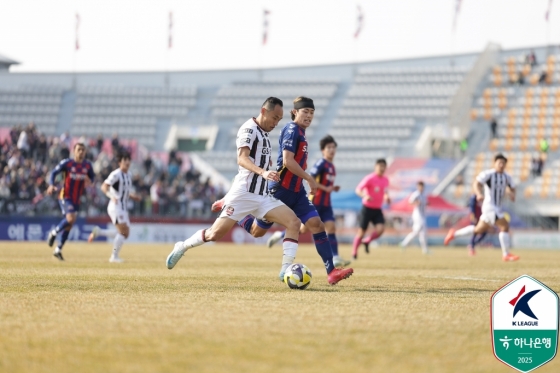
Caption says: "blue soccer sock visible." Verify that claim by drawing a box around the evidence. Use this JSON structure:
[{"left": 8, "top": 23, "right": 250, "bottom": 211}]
[
  {"left": 55, "top": 218, "right": 70, "bottom": 233},
  {"left": 237, "top": 215, "right": 255, "bottom": 234},
  {"left": 58, "top": 229, "right": 70, "bottom": 249},
  {"left": 313, "top": 232, "right": 335, "bottom": 274},
  {"left": 328, "top": 233, "right": 339, "bottom": 256},
  {"left": 473, "top": 232, "right": 487, "bottom": 246}
]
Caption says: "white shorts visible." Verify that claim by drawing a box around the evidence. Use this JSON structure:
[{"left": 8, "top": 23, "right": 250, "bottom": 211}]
[
  {"left": 411, "top": 214, "right": 426, "bottom": 232},
  {"left": 218, "top": 188, "right": 284, "bottom": 222},
  {"left": 108, "top": 202, "right": 130, "bottom": 226},
  {"left": 480, "top": 204, "right": 505, "bottom": 226}
]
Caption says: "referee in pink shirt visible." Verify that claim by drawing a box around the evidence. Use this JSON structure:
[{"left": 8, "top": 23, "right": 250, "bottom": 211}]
[{"left": 352, "top": 159, "right": 391, "bottom": 259}]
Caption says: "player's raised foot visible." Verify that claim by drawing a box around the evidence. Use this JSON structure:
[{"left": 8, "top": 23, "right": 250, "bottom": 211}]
[
  {"left": 443, "top": 229, "right": 456, "bottom": 246},
  {"left": 468, "top": 245, "right": 476, "bottom": 256},
  {"left": 53, "top": 249, "right": 64, "bottom": 261},
  {"left": 88, "top": 226, "right": 99, "bottom": 243},
  {"left": 267, "top": 231, "right": 284, "bottom": 248},
  {"left": 333, "top": 256, "right": 351, "bottom": 268},
  {"left": 363, "top": 242, "right": 370, "bottom": 254},
  {"left": 47, "top": 230, "right": 57, "bottom": 247},
  {"left": 210, "top": 198, "right": 224, "bottom": 213},
  {"left": 502, "top": 253, "right": 520, "bottom": 262},
  {"left": 166, "top": 241, "right": 187, "bottom": 269},
  {"left": 352, "top": 254, "right": 357, "bottom": 260},
  {"left": 327, "top": 267, "right": 353, "bottom": 285},
  {"left": 109, "top": 255, "right": 124, "bottom": 263}
]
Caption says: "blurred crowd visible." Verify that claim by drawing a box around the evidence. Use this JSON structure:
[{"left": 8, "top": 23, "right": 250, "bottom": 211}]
[{"left": 0, "top": 123, "right": 224, "bottom": 218}]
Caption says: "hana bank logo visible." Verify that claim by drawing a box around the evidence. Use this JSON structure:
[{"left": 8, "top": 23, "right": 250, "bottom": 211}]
[{"left": 510, "top": 285, "right": 541, "bottom": 320}]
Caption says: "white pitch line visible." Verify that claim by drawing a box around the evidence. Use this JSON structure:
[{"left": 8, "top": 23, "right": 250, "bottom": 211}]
[{"left": 422, "top": 275, "right": 503, "bottom": 282}]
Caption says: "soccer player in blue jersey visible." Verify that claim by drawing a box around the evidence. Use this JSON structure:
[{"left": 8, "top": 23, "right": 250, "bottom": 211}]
[
  {"left": 266, "top": 135, "right": 351, "bottom": 268},
  {"left": 46, "top": 143, "right": 95, "bottom": 260},
  {"left": 223, "top": 97, "right": 353, "bottom": 284}
]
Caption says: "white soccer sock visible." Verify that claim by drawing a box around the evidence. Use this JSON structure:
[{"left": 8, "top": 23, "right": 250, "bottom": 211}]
[
  {"left": 112, "top": 233, "right": 125, "bottom": 257},
  {"left": 401, "top": 230, "right": 418, "bottom": 247},
  {"left": 454, "top": 225, "right": 475, "bottom": 238},
  {"left": 418, "top": 230, "right": 428, "bottom": 253},
  {"left": 498, "top": 232, "right": 510, "bottom": 256},
  {"left": 98, "top": 229, "right": 117, "bottom": 238},
  {"left": 182, "top": 229, "right": 207, "bottom": 250},
  {"left": 280, "top": 239, "right": 298, "bottom": 272},
  {"left": 55, "top": 246, "right": 62, "bottom": 253}
]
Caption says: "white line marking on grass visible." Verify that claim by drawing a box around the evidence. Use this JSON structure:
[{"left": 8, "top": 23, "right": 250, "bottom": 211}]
[{"left": 422, "top": 276, "right": 503, "bottom": 282}]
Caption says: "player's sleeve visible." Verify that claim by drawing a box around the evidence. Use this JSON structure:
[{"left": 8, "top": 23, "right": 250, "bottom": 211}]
[
  {"left": 87, "top": 162, "right": 95, "bottom": 182},
  {"left": 309, "top": 159, "right": 324, "bottom": 178},
  {"left": 475, "top": 170, "right": 491, "bottom": 184},
  {"left": 49, "top": 159, "right": 69, "bottom": 185},
  {"left": 236, "top": 126, "right": 257, "bottom": 149},
  {"left": 408, "top": 191, "right": 419, "bottom": 204},
  {"left": 279, "top": 126, "right": 298, "bottom": 154},
  {"left": 356, "top": 174, "right": 370, "bottom": 191},
  {"left": 104, "top": 171, "right": 121, "bottom": 198}
]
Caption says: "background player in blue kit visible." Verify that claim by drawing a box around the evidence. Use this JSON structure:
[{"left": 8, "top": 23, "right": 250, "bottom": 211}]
[
  {"left": 46, "top": 143, "right": 95, "bottom": 260},
  {"left": 267, "top": 135, "right": 351, "bottom": 268}
]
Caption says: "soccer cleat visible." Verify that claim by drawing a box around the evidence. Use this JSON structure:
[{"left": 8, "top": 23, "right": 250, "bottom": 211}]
[
  {"left": 88, "top": 226, "right": 99, "bottom": 243},
  {"left": 211, "top": 198, "right": 225, "bottom": 213},
  {"left": 468, "top": 245, "right": 476, "bottom": 256},
  {"left": 352, "top": 254, "right": 357, "bottom": 260},
  {"left": 327, "top": 267, "right": 354, "bottom": 285},
  {"left": 47, "top": 230, "right": 57, "bottom": 247},
  {"left": 333, "top": 256, "right": 351, "bottom": 268},
  {"left": 278, "top": 271, "right": 285, "bottom": 282},
  {"left": 53, "top": 250, "right": 64, "bottom": 261},
  {"left": 267, "top": 231, "right": 284, "bottom": 248},
  {"left": 502, "top": 253, "right": 520, "bottom": 262},
  {"left": 443, "top": 229, "right": 456, "bottom": 246},
  {"left": 363, "top": 242, "right": 370, "bottom": 254},
  {"left": 109, "top": 256, "right": 124, "bottom": 263},
  {"left": 166, "top": 241, "right": 187, "bottom": 269}
]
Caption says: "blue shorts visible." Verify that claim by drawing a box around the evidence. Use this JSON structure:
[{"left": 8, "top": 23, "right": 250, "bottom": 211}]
[
  {"left": 59, "top": 199, "right": 79, "bottom": 215},
  {"left": 272, "top": 187, "right": 318, "bottom": 224},
  {"left": 315, "top": 205, "right": 335, "bottom": 222}
]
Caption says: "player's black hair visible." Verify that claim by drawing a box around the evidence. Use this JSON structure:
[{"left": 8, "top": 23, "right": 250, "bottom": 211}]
[
  {"left": 74, "top": 142, "right": 85, "bottom": 149},
  {"left": 417, "top": 181, "right": 425, "bottom": 187},
  {"left": 117, "top": 150, "right": 131, "bottom": 163},
  {"left": 319, "top": 135, "right": 337, "bottom": 150},
  {"left": 262, "top": 97, "right": 283, "bottom": 111},
  {"left": 376, "top": 158, "right": 387, "bottom": 166},
  {"left": 291, "top": 96, "right": 314, "bottom": 120},
  {"left": 494, "top": 153, "right": 508, "bottom": 163}
]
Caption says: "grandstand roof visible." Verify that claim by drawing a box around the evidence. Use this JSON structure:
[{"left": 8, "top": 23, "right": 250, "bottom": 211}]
[{"left": 0, "top": 53, "right": 20, "bottom": 70}]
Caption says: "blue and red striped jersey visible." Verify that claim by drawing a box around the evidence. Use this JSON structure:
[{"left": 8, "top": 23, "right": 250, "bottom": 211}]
[
  {"left": 270, "top": 122, "right": 308, "bottom": 192},
  {"left": 468, "top": 194, "right": 482, "bottom": 220},
  {"left": 49, "top": 159, "right": 95, "bottom": 205},
  {"left": 309, "top": 158, "right": 336, "bottom": 207}
]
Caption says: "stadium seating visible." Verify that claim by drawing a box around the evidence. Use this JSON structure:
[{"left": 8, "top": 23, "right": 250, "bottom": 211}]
[
  {"left": 72, "top": 86, "right": 197, "bottom": 148},
  {"left": 0, "top": 86, "right": 63, "bottom": 135}
]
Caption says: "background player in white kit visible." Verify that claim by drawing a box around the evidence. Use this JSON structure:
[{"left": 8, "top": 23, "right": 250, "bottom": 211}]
[
  {"left": 166, "top": 97, "right": 302, "bottom": 278},
  {"left": 399, "top": 181, "right": 429, "bottom": 254},
  {"left": 88, "top": 151, "right": 141, "bottom": 262},
  {"left": 444, "top": 154, "right": 519, "bottom": 262}
]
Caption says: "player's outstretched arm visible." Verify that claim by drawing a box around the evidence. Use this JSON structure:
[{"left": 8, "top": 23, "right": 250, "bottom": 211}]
[
  {"left": 282, "top": 150, "right": 317, "bottom": 194},
  {"left": 473, "top": 180, "right": 484, "bottom": 202}
]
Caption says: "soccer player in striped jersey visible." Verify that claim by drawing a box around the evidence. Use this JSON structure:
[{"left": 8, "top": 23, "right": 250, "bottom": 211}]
[
  {"left": 399, "top": 181, "right": 429, "bottom": 254},
  {"left": 166, "top": 97, "right": 303, "bottom": 279},
  {"left": 266, "top": 135, "right": 351, "bottom": 268},
  {"left": 444, "top": 154, "right": 519, "bottom": 261},
  {"left": 88, "top": 151, "right": 142, "bottom": 262},
  {"left": 46, "top": 143, "right": 95, "bottom": 260}
]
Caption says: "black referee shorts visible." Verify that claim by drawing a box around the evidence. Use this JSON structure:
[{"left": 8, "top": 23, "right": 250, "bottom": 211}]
[{"left": 359, "top": 206, "right": 385, "bottom": 230}]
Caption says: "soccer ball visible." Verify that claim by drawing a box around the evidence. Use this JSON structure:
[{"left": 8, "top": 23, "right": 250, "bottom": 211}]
[{"left": 283, "top": 263, "right": 312, "bottom": 290}]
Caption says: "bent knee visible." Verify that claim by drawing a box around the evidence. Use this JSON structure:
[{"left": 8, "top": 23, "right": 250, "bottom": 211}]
[{"left": 251, "top": 226, "right": 267, "bottom": 238}]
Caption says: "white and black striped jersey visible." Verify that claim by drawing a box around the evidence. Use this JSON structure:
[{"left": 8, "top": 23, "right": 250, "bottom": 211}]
[
  {"left": 475, "top": 169, "right": 515, "bottom": 208},
  {"left": 232, "top": 117, "right": 273, "bottom": 195},
  {"left": 409, "top": 190, "right": 427, "bottom": 219},
  {"left": 104, "top": 168, "right": 133, "bottom": 207}
]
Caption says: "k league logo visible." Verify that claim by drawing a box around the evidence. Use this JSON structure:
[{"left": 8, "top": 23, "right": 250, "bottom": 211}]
[{"left": 491, "top": 275, "right": 559, "bottom": 373}]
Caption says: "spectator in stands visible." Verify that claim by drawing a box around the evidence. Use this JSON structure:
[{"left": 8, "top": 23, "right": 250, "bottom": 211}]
[
  {"left": 60, "top": 131, "right": 71, "bottom": 149},
  {"left": 111, "top": 133, "right": 120, "bottom": 155},
  {"left": 526, "top": 50, "right": 537, "bottom": 67},
  {"left": 531, "top": 156, "right": 539, "bottom": 178},
  {"left": 17, "top": 128, "right": 29, "bottom": 158},
  {"left": 150, "top": 178, "right": 163, "bottom": 214},
  {"left": 48, "top": 137, "right": 62, "bottom": 164},
  {"left": 0, "top": 179, "right": 10, "bottom": 199},
  {"left": 490, "top": 118, "right": 498, "bottom": 139},
  {"left": 96, "top": 134, "right": 104, "bottom": 154},
  {"left": 36, "top": 134, "right": 48, "bottom": 164},
  {"left": 538, "top": 70, "right": 548, "bottom": 84},
  {"left": 460, "top": 138, "right": 468, "bottom": 155},
  {"left": 143, "top": 155, "right": 153, "bottom": 174}
]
